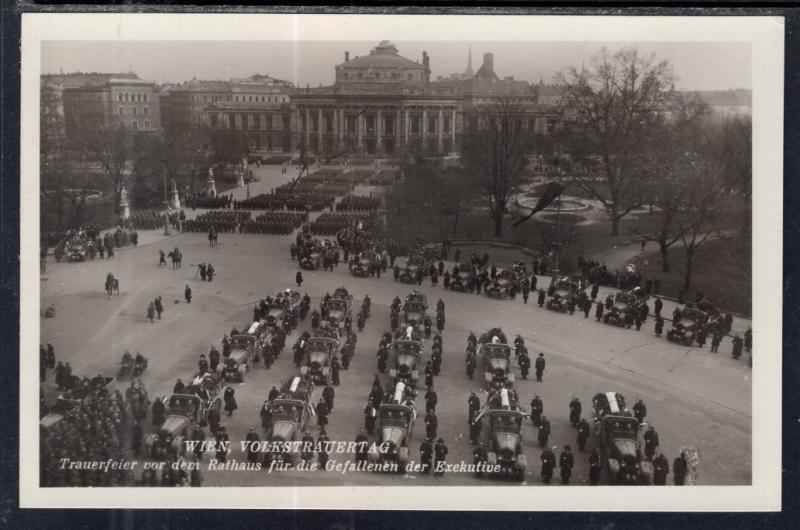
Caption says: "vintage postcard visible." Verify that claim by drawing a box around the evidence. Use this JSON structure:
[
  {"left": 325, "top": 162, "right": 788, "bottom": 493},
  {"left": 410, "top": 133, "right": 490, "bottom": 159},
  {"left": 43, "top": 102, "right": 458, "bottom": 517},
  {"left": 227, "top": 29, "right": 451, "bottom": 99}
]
[{"left": 19, "top": 13, "right": 783, "bottom": 510}]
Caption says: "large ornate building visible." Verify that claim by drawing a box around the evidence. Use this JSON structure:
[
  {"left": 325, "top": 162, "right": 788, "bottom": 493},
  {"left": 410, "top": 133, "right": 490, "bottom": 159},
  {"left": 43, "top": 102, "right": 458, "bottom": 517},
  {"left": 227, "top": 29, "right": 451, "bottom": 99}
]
[{"left": 292, "top": 41, "right": 564, "bottom": 158}]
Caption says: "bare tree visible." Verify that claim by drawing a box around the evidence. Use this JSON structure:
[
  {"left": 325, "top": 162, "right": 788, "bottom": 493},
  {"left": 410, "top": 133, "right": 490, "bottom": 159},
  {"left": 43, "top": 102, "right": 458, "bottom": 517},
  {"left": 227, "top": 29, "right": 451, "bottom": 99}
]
[
  {"left": 461, "top": 97, "right": 533, "bottom": 237},
  {"left": 557, "top": 47, "right": 675, "bottom": 236},
  {"left": 633, "top": 95, "right": 711, "bottom": 272}
]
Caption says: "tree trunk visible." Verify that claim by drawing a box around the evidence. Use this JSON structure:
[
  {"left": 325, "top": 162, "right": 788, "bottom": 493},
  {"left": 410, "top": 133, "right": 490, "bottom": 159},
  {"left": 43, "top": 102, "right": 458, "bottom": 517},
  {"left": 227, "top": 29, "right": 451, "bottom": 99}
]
[
  {"left": 610, "top": 212, "right": 621, "bottom": 237},
  {"left": 659, "top": 239, "right": 671, "bottom": 272},
  {"left": 493, "top": 209, "right": 503, "bottom": 237},
  {"left": 451, "top": 208, "right": 461, "bottom": 239},
  {"left": 683, "top": 249, "right": 694, "bottom": 290}
]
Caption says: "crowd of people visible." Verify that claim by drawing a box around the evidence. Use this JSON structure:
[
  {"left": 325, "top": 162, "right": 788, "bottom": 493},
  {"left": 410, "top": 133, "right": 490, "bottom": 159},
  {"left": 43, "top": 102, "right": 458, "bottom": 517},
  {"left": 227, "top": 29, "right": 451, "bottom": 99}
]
[
  {"left": 336, "top": 194, "right": 381, "bottom": 212},
  {"left": 309, "top": 212, "right": 375, "bottom": 236},
  {"left": 236, "top": 192, "right": 334, "bottom": 211}
]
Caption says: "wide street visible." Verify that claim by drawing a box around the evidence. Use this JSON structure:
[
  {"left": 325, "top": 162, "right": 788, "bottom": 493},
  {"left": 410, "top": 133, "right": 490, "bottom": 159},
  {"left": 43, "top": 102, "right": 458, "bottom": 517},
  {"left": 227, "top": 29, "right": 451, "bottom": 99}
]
[{"left": 40, "top": 215, "right": 752, "bottom": 486}]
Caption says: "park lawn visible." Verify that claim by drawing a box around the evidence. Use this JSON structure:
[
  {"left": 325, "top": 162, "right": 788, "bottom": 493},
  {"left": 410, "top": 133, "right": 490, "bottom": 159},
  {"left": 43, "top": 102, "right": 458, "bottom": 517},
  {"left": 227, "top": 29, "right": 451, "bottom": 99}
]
[{"left": 629, "top": 238, "right": 751, "bottom": 316}]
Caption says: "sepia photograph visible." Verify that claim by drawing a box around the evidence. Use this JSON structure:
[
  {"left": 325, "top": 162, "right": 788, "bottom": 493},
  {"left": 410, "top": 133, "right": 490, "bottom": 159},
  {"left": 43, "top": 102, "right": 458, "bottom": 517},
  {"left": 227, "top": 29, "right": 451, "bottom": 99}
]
[{"left": 19, "top": 13, "right": 783, "bottom": 510}]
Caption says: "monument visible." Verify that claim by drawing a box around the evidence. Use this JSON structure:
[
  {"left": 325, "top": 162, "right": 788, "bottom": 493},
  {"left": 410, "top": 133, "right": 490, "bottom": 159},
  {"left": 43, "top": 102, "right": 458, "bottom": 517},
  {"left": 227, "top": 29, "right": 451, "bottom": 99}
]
[
  {"left": 170, "top": 179, "right": 181, "bottom": 209},
  {"left": 119, "top": 184, "right": 130, "bottom": 220},
  {"left": 206, "top": 167, "right": 217, "bottom": 198}
]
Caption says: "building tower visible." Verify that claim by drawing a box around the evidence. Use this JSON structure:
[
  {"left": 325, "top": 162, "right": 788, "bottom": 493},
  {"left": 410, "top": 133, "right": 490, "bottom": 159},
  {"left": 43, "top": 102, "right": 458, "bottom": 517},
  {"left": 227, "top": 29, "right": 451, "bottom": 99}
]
[{"left": 464, "top": 44, "right": 474, "bottom": 78}]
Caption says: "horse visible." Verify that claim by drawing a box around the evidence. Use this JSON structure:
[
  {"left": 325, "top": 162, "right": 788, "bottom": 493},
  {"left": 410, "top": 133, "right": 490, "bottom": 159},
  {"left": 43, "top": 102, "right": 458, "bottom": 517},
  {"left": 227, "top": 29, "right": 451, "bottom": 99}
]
[
  {"left": 168, "top": 250, "right": 182, "bottom": 269},
  {"left": 105, "top": 275, "right": 118, "bottom": 298}
]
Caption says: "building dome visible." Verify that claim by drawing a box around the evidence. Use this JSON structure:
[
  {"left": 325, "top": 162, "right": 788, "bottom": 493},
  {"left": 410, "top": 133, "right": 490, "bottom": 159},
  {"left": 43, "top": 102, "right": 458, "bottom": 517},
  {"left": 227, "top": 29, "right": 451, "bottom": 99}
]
[{"left": 335, "top": 41, "right": 428, "bottom": 86}]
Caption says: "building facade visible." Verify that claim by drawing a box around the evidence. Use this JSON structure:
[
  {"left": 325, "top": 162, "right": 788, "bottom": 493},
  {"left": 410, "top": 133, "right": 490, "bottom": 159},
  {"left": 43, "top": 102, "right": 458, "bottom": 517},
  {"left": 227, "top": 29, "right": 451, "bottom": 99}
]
[
  {"left": 62, "top": 75, "right": 161, "bottom": 138},
  {"left": 160, "top": 75, "right": 295, "bottom": 152}
]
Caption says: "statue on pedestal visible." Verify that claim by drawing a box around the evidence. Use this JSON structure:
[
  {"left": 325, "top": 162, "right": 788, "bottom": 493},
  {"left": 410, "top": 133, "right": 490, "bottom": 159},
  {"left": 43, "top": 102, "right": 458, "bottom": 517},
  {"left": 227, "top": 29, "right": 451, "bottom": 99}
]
[
  {"left": 170, "top": 179, "right": 181, "bottom": 209},
  {"left": 119, "top": 184, "right": 131, "bottom": 220},
  {"left": 206, "top": 167, "right": 217, "bottom": 198}
]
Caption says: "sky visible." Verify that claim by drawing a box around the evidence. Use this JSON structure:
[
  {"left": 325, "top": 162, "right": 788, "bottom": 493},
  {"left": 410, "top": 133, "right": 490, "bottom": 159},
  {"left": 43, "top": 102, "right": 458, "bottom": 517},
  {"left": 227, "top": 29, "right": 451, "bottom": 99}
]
[{"left": 41, "top": 40, "right": 751, "bottom": 91}]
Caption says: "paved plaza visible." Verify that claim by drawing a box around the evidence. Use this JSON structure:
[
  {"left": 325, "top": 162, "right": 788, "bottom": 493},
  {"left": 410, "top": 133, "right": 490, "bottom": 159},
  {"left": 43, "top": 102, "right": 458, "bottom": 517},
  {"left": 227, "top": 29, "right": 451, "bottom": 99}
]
[{"left": 40, "top": 204, "right": 752, "bottom": 485}]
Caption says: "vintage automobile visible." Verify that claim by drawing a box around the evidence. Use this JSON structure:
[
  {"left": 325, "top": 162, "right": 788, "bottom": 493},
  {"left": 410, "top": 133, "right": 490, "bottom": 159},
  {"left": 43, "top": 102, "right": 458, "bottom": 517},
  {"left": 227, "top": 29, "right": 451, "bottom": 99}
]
[
  {"left": 326, "top": 298, "right": 351, "bottom": 330},
  {"left": 449, "top": 265, "right": 475, "bottom": 292},
  {"left": 667, "top": 306, "right": 709, "bottom": 346},
  {"left": 64, "top": 232, "right": 89, "bottom": 262},
  {"left": 275, "top": 289, "right": 302, "bottom": 316},
  {"left": 300, "top": 336, "right": 338, "bottom": 384},
  {"left": 546, "top": 277, "right": 582, "bottom": 312},
  {"left": 420, "top": 242, "right": 446, "bottom": 261},
  {"left": 184, "top": 373, "right": 222, "bottom": 420},
  {"left": 266, "top": 377, "right": 315, "bottom": 465},
  {"left": 478, "top": 388, "right": 527, "bottom": 481},
  {"left": 603, "top": 288, "right": 648, "bottom": 327},
  {"left": 403, "top": 301, "right": 427, "bottom": 328},
  {"left": 404, "top": 290, "right": 429, "bottom": 310},
  {"left": 143, "top": 394, "right": 207, "bottom": 458},
  {"left": 40, "top": 396, "right": 81, "bottom": 431},
  {"left": 301, "top": 251, "right": 324, "bottom": 271},
  {"left": 486, "top": 269, "right": 517, "bottom": 299},
  {"left": 389, "top": 340, "right": 422, "bottom": 388},
  {"left": 219, "top": 334, "right": 256, "bottom": 382},
  {"left": 349, "top": 251, "right": 378, "bottom": 277},
  {"left": 479, "top": 327, "right": 508, "bottom": 345},
  {"left": 481, "top": 342, "right": 514, "bottom": 390},
  {"left": 397, "top": 255, "right": 428, "bottom": 283},
  {"left": 368, "top": 382, "right": 417, "bottom": 471},
  {"left": 591, "top": 391, "right": 653, "bottom": 485}
]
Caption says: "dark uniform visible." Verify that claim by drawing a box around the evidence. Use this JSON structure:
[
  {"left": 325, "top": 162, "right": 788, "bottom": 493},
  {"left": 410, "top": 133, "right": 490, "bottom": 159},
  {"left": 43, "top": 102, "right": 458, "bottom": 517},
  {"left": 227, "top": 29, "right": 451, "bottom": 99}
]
[
  {"left": 559, "top": 446, "right": 574, "bottom": 484},
  {"left": 589, "top": 449, "right": 602, "bottom": 485},
  {"left": 569, "top": 398, "right": 582, "bottom": 427},
  {"left": 425, "top": 411, "right": 438, "bottom": 440},
  {"left": 535, "top": 353, "right": 546, "bottom": 381},
  {"left": 540, "top": 449, "right": 555, "bottom": 484},
  {"left": 433, "top": 439, "right": 448, "bottom": 476},
  {"left": 419, "top": 438, "right": 433, "bottom": 475},
  {"left": 530, "top": 395, "right": 543, "bottom": 427},
  {"left": 653, "top": 454, "right": 670, "bottom": 485},
  {"left": 673, "top": 453, "right": 688, "bottom": 485},
  {"left": 577, "top": 419, "right": 590, "bottom": 451},
  {"left": 538, "top": 416, "right": 551, "bottom": 447}
]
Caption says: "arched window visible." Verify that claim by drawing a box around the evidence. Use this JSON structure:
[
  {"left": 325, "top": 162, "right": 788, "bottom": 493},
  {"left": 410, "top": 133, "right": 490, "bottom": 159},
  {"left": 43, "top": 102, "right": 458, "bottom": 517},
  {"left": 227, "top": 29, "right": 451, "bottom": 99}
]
[{"left": 124, "top": 93, "right": 129, "bottom": 102}]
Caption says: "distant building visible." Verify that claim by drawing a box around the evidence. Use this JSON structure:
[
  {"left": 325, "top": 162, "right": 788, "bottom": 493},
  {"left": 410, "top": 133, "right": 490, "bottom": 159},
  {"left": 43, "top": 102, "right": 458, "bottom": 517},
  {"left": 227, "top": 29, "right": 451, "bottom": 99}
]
[
  {"left": 160, "top": 74, "right": 295, "bottom": 152},
  {"left": 292, "top": 41, "right": 562, "bottom": 158},
  {"left": 61, "top": 74, "right": 161, "bottom": 138},
  {"left": 692, "top": 89, "right": 752, "bottom": 118}
]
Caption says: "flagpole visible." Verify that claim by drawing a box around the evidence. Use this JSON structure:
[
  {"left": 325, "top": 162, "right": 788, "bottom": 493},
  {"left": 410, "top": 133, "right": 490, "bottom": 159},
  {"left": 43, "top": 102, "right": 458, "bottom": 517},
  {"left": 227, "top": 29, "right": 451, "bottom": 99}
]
[{"left": 552, "top": 159, "right": 562, "bottom": 278}]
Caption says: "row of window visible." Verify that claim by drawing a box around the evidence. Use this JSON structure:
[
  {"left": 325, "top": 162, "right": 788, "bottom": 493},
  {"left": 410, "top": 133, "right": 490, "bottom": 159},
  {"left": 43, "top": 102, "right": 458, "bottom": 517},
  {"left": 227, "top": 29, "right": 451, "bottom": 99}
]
[
  {"left": 340, "top": 70, "right": 420, "bottom": 81},
  {"left": 117, "top": 92, "right": 150, "bottom": 103},
  {"left": 118, "top": 119, "right": 152, "bottom": 130},
  {"left": 192, "top": 94, "right": 289, "bottom": 104},
  {"left": 118, "top": 106, "right": 149, "bottom": 115}
]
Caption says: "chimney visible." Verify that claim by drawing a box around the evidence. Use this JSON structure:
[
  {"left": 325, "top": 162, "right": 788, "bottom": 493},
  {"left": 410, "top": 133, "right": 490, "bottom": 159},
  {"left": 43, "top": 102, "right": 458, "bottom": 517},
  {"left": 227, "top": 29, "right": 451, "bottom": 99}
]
[
  {"left": 345, "top": 51, "right": 350, "bottom": 62},
  {"left": 483, "top": 52, "right": 494, "bottom": 72},
  {"left": 422, "top": 51, "right": 430, "bottom": 71}
]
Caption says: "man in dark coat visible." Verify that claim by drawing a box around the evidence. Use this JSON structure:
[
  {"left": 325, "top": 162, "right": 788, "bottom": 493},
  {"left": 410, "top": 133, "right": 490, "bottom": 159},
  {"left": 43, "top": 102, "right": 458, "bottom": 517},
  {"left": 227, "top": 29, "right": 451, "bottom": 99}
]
[
  {"left": 469, "top": 411, "right": 482, "bottom": 444},
  {"left": 559, "top": 445, "right": 574, "bottom": 484},
  {"left": 633, "top": 399, "right": 647, "bottom": 425},
  {"left": 673, "top": 451, "right": 688, "bottom": 485},
  {"left": 644, "top": 425, "right": 660, "bottom": 460},
  {"left": 245, "top": 428, "right": 260, "bottom": 464},
  {"left": 530, "top": 395, "right": 543, "bottom": 427},
  {"left": 151, "top": 397, "right": 165, "bottom": 426},
  {"left": 331, "top": 356, "right": 341, "bottom": 386},
  {"left": 419, "top": 437, "right": 433, "bottom": 475},
  {"left": 185, "top": 284, "right": 192, "bottom": 304},
  {"left": 589, "top": 448, "right": 602, "bottom": 485},
  {"left": 209, "top": 346, "right": 221, "bottom": 371},
  {"left": 215, "top": 426, "right": 230, "bottom": 463},
  {"left": 224, "top": 386, "right": 238, "bottom": 416},
  {"left": 425, "top": 387, "right": 438, "bottom": 414},
  {"left": 595, "top": 301, "right": 605, "bottom": 321},
  {"left": 535, "top": 353, "right": 546, "bottom": 382},
  {"left": 433, "top": 438, "right": 448, "bottom": 477},
  {"left": 315, "top": 399, "right": 329, "bottom": 428},
  {"left": 538, "top": 416, "right": 551, "bottom": 447},
  {"left": 173, "top": 378, "right": 186, "bottom": 394},
  {"left": 590, "top": 283, "right": 599, "bottom": 301},
  {"left": 425, "top": 411, "right": 438, "bottom": 440},
  {"left": 653, "top": 453, "right": 670, "bottom": 485},
  {"left": 537, "top": 288, "right": 546, "bottom": 307},
  {"left": 540, "top": 448, "right": 555, "bottom": 484},
  {"left": 354, "top": 431, "right": 370, "bottom": 463},
  {"left": 577, "top": 419, "right": 591, "bottom": 451},
  {"left": 364, "top": 404, "right": 376, "bottom": 434},
  {"left": 569, "top": 397, "right": 582, "bottom": 427},
  {"left": 654, "top": 296, "right": 663, "bottom": 317},
  {"left": 268, "top": 386, "right": 280, "bottom": 403},
  {"left": 322, "top": 384, "right": 335, "bottom": 412}
]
